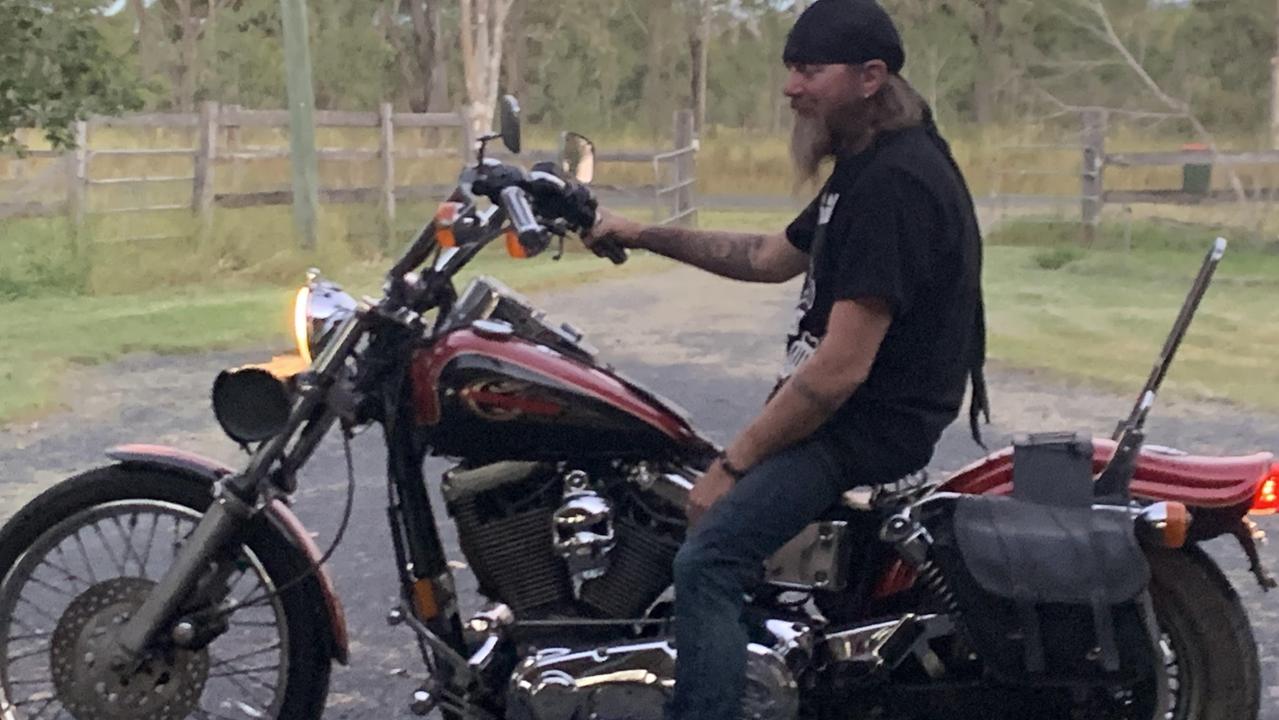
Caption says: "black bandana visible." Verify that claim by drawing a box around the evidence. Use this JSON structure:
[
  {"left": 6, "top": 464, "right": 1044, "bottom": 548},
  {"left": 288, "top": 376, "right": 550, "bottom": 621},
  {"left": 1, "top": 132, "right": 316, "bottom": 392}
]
[{"left": 783, "top": 0, "right": 906, "bottom": 74}]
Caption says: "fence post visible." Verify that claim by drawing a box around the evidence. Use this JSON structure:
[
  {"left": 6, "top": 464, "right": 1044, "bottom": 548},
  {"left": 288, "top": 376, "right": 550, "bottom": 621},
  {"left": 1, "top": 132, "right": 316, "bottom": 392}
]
[
  {"left": 67, "top": 120, "right": 89, "bottom": 242},
  {"left": 1081, "top": 108, "right": 1106, "bottom": 245},
  {"left": 674, "top": 109, "right": 697, "bottom": 227},
  {"left": 224, "top": 103, "right": 242, "bottom": 152},
  {"left": 193, "top": 101, "right": 219, "bottom": 235},
  {"left": 379, "top": 102, "right": 397, "bottom": 250}
]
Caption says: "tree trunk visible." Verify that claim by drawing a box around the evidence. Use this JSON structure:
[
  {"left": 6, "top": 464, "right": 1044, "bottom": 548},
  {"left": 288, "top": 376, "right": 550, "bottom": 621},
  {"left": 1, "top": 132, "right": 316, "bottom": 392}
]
[
  {"left": 427, "top": 1, "right": 449, "bottom": 113},
  {"left": 177, "top": 0, "right": 197, "bottom": 111},
  {"left": 128, "top": 0, "right": 153, "bottom": 81},
  {"left": 1272, "top": 0, "right": 1279, "bottom": 148},
  {"left": 408, "top": 0, "right": 435, "bottom": 112},
  {"left": 460, "top": 0, "right": 515, "bottom": 137},
  {"left": 972, "top": 0, "right": 1000, "bottom": 126},
  {"left": 689, "top": 0, "right": 711, "bottom": 134},
  {"left": 504, "top": 0, "right": 528, "bottom": 102}
]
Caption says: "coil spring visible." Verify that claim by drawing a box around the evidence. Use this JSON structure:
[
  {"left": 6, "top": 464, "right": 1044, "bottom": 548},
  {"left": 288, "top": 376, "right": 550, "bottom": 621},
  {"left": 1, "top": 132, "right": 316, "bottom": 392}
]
[{"left": 918, "top": 560, "right": 960, "bottom": 617}]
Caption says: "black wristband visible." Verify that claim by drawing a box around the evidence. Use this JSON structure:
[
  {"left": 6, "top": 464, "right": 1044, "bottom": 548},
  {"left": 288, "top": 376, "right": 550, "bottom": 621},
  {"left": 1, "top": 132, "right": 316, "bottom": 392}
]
[{"left": 717, "top": 451, "right": 749, "bottom": 481}]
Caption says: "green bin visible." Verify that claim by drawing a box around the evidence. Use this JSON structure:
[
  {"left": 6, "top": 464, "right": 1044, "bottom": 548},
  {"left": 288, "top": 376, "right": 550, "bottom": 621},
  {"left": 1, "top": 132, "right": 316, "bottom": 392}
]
[{"left": 1181, "top": 143, "right": 1212, "bottom": 195}]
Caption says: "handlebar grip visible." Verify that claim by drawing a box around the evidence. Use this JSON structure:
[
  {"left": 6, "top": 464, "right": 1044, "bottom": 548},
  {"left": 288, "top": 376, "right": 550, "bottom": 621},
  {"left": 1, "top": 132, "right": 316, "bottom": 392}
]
[{"left": 499, "top": 186, "right": 547, "bottom": 251}]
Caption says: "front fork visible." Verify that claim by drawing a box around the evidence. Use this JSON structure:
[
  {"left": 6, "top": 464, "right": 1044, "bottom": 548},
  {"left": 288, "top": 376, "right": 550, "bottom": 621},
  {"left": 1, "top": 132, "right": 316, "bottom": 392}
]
[{"left": 109, "top": 486, "right": 255, "bottom": 668}]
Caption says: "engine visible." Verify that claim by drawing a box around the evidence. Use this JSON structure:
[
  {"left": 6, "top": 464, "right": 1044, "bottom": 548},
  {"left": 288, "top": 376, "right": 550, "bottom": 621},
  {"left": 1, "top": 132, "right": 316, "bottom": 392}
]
[{"left": 442, "top": 461, "right": 682, "bottom": 619}]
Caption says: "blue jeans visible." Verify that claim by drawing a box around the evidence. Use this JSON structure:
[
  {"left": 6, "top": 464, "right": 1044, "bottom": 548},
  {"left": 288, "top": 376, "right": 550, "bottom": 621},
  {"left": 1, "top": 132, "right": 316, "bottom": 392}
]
[{"left": 666, "top": 440, "right": 846, "bottom": 720}]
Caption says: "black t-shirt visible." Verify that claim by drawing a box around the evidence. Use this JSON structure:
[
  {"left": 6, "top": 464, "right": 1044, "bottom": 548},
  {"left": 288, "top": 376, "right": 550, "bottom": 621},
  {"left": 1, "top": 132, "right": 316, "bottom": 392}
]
[{"left": 783, "top": 124, "right": 984, "bottom": 482}]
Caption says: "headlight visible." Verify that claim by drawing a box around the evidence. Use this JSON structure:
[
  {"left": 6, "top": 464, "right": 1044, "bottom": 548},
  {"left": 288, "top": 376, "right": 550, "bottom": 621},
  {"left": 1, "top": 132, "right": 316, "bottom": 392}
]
[{"left": 292, "top": 269, "right": 358, "bottom": 363}]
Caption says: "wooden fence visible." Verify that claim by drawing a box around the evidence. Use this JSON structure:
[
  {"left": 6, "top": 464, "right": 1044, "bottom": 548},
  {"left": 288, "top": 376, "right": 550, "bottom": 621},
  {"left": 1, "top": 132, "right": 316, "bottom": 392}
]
[
  {"left": 0, "top": 105, "right": 699, "bottom": 244},
  {"left": 1080, "top": 109, "right": 1279, "bottom": 242}
]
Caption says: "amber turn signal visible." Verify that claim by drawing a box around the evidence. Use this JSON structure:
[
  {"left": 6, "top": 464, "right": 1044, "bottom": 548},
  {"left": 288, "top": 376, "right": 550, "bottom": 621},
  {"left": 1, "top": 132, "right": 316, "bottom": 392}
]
[
  {"left": 1137, "top": 501, "right": 1191, "bottom": 549},
  {"left": 434, "top": 202, "right": 464, "bottom": 248},
  {"left": 411, "top": 578, "right": 440, "bottom": 620}
]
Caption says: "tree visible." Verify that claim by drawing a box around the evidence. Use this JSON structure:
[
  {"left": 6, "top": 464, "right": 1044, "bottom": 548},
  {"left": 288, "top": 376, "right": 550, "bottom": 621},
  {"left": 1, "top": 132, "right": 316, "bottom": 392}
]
[
  {"left": 0, "top": 0, "right": 142, "bottom": 149},
  {"left": 459, "top": 0, "right": 516, "bottom": 136}
]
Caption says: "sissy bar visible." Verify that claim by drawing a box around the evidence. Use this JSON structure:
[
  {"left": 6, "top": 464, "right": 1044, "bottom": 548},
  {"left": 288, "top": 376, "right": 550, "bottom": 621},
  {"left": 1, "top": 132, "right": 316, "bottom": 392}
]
[{"left": 1093, "top": 237, "right": 1229, "bottom": 499}]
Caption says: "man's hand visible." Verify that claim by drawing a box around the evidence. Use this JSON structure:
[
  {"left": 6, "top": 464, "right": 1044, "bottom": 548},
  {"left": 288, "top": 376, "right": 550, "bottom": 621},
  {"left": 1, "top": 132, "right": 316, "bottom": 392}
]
[
  {"left": 582, "top": 207, "right": 642, "bottom": 253},
  {"left": 686, "top": 461, "right": 737, "bottom": 526}
]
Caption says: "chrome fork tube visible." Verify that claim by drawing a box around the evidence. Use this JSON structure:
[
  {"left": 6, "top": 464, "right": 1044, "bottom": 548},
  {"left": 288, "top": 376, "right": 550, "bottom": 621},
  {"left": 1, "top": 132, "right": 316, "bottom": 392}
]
[{"left": 110, "top": 489, "right": 253, "bottom": 667}]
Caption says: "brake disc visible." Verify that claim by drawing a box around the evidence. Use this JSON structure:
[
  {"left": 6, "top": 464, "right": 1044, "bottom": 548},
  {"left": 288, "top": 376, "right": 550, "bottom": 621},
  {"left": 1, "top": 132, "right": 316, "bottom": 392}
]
[{"left": 49, "top": 577, "right": 209, "bottom": 720}]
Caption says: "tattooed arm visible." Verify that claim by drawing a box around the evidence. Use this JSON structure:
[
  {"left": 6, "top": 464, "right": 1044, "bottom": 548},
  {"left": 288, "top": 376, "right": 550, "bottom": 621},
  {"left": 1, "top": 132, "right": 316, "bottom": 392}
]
[
  {"left": 586, "top": 208, "right": 808, "bottom": 283},
  {"left": 726, "top": 297, "right": 892, "bottom": 469},
  {"left": 685, "top": 297, "right": 892, "bottom": 522}
]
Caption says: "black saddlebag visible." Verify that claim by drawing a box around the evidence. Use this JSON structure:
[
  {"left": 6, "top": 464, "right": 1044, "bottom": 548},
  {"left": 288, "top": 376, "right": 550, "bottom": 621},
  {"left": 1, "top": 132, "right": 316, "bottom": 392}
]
[{"left": 928, "top": 495, "right": 1159, "bottom": 686}]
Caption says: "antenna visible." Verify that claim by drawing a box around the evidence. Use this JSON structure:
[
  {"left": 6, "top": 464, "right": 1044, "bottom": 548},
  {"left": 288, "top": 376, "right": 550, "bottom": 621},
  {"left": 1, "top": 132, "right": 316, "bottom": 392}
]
[{"left": 1094, "top": 237, "right": 1228, "bottom": 498}]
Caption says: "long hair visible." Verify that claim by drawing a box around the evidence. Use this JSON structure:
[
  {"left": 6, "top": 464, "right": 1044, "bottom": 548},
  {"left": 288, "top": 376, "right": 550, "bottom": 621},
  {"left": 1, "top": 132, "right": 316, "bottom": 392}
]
[
  {"left": 791, "top": 72, "right": 928, "bottom": 190},
  {"left": 864, "top": 73, "right": 927, "bottom": 134}
]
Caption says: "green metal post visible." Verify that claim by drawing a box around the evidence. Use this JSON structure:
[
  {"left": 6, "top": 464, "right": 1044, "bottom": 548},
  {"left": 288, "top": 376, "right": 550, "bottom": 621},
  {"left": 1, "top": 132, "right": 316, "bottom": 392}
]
[{"left": 280, "top": 0, "right": 320, "bottom": 250}]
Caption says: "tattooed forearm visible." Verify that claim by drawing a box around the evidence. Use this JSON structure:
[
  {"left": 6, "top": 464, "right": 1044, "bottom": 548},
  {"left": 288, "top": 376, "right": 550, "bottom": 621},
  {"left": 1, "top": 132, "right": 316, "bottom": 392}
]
[
  {"left": 788, "top": 375, "right": 845, "bottom": 415},
  {"left": 635, "top": 226, "right": 776, "bottom": 282}
]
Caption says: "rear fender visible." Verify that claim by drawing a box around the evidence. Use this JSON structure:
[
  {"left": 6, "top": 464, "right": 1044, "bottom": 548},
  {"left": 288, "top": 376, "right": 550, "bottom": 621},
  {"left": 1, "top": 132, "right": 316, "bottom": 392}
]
[{"left": 105, "top": 444, "right": 351, "bottom": 664}]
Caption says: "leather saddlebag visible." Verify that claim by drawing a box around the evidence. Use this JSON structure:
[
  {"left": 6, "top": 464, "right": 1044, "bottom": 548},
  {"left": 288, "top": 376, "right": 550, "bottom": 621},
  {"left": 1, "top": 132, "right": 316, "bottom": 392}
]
[{"left": 928, "top": 495, "right": 1159, "bottom": 686}]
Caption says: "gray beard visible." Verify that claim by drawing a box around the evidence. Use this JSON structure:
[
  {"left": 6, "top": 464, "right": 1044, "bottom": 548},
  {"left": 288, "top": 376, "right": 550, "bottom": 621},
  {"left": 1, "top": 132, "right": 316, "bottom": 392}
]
[{"left": 789, "top": 112, "right": 834, "bottom": 189}]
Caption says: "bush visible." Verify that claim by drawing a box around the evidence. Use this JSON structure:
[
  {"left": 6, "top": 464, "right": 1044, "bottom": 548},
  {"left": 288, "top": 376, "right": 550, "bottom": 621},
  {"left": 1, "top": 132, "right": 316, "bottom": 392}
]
[{"left": 1033, "top": 246, "right": 1085, "bottom": 270}]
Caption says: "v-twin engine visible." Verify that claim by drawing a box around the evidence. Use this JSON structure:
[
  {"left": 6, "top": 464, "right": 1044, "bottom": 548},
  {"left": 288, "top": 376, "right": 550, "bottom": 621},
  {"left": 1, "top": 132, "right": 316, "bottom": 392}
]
[{"left": 507, "top": 624, "right": 806, "bottom": 720}]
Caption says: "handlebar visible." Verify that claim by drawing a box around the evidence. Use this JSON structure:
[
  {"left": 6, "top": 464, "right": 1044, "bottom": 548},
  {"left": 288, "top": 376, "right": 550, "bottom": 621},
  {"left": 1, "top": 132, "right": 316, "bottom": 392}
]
[{"left": 499, "top": 185, "right": 549, "bottom": 253}]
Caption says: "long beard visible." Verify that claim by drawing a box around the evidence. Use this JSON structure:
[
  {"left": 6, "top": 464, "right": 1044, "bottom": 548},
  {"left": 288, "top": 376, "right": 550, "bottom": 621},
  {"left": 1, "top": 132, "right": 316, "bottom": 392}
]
[
  {"left": 790, "top": 98, "right": 873, "bottom": 189},
  {"left": 790, "top": 112, "right": 834, "bottom": 189}
]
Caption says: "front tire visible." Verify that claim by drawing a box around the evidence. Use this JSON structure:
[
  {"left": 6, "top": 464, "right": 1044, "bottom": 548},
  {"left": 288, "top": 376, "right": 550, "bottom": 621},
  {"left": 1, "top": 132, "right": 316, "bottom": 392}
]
[{"left": 0, "top": 466, "right": 332, "bottom": 719}]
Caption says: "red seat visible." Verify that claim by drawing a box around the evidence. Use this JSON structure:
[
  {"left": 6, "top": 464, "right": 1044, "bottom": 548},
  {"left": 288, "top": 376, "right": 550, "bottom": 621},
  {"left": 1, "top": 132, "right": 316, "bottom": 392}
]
[{"left": 943, "top": 438, "right": 1273, "bottom": 509}]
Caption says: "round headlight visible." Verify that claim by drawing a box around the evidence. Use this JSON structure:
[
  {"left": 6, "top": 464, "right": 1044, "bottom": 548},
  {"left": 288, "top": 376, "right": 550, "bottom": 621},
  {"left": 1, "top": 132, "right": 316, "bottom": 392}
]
[{"left": 292, "top": 270, "right": 357, "bottom": 363}]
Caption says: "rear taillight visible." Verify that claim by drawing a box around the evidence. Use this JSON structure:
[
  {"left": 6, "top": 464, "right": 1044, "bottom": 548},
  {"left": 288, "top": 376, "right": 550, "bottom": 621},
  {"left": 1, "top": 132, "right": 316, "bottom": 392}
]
[{"left": 1250, "top": 463, "right": 1279, "bottom": 516}]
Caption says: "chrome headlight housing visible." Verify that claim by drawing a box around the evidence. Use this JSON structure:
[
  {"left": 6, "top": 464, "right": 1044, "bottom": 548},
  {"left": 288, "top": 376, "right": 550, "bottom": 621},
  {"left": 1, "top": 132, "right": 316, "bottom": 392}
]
[{"left": 293, "top": 269, "right": 358, "bottom": 364}]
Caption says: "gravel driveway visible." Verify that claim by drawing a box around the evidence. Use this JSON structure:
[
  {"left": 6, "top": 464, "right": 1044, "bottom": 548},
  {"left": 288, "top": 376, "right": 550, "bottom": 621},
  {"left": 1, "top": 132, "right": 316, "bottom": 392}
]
[{"left": 2, "top": 265, "right": 1276, "bottom": 718}]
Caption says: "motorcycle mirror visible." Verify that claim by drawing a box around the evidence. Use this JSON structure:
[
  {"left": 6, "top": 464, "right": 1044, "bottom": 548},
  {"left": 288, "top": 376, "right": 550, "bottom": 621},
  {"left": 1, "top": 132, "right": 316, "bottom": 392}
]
[
  {"left": 499, "top": 95, "right": 521, "bottom": 154},
  {"left": 559, "top": 132, "right": 596, "bottom": 184}
]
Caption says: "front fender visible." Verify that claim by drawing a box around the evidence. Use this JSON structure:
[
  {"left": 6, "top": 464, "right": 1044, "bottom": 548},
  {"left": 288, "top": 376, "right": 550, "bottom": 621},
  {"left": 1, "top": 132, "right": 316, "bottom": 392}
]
[{"left": 106, "top": 443, "right": 351, "bottom": 664}]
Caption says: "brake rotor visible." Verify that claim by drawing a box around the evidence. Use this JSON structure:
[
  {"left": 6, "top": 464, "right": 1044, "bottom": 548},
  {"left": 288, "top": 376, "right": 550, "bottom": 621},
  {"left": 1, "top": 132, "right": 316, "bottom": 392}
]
[{"left": 49, "top": 577, "right": 209, "bottom": 720}]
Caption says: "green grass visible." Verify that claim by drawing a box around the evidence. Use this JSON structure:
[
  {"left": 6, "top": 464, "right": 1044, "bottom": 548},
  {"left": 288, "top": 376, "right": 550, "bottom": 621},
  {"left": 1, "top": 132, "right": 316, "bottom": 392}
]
[
  {"left": 983, "top": 244, "right": 1279, "bottom": 410},
  {"left": 2, "top": 204, "right": 1276, "bottom": 425}
]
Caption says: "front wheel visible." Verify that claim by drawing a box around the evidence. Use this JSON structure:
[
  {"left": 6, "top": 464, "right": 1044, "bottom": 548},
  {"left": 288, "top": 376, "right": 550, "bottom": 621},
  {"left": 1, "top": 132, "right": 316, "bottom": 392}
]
[{"left": 0, "top": 466, "right": 332, "bottom": 720}]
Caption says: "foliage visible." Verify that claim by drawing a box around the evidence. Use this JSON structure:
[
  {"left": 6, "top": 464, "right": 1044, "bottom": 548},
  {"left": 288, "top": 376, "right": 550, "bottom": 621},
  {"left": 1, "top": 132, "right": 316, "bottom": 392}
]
[
  {"left": 1033, "top": 246, "right": 1086, "bottom": 270},
  {"left": 0, "top": 0, "right": 143, "bottom": 149}
]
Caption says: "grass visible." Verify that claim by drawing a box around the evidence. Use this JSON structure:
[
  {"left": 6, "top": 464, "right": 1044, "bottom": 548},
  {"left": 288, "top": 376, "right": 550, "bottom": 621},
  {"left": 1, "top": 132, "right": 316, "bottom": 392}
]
[
  {"left": 983, "top": 221, "right": 1279, "bottom": 411},
  {"left": 0, "top": 246, "right": 672, "bottom": 423}
]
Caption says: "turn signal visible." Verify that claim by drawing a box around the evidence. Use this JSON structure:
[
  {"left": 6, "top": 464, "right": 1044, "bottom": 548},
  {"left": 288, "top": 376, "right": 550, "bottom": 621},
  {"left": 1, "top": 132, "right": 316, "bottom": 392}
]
[
  {"left": 1251, "top": 464, "right": 1279, "bottom": 516},
  {"left": 1137, "top": 501, "right": 1191, "bottom": 549},
  {"left": 411, "top": 578, "right": 440, "bottom": 620},
  {"left": 434, "top": 202, "right": 463, "bottom": 248},
  {"left": 504, "top": 229, "right": 528, "bottom": 258}
]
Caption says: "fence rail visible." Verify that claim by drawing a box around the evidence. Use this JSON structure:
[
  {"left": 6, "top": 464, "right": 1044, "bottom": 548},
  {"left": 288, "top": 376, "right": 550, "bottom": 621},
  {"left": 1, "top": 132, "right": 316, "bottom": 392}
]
[{"left": 2, "top": 105, "right": 698, "bottom": 243}]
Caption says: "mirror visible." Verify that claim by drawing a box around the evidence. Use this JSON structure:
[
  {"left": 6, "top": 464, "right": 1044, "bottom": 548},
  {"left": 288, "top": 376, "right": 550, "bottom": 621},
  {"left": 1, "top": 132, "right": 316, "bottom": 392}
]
[
  {"left": 499, "top": 95, "right": 521, "bottom": 154},
  {"left": 559, "top": 132, "right": 596, "bottom": 184}
]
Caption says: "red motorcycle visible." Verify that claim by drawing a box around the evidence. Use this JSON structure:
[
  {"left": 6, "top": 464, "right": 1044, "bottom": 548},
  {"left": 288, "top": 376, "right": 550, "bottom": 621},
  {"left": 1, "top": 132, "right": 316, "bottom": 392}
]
[{"left": 0, "top": 97, "right": 1273, "bottom": 720}]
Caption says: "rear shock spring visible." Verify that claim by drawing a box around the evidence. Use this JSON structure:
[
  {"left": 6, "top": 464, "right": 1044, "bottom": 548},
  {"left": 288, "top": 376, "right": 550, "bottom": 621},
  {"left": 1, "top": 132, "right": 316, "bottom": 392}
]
[{"left": 918, "top": 560, "right": 960, "bottom": 618}]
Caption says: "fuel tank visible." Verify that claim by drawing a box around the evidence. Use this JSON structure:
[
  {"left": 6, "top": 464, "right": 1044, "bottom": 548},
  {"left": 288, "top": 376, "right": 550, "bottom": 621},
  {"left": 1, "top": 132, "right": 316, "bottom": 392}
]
[{"left": 410, "top": 328, "right": 715, "bottom": 462}]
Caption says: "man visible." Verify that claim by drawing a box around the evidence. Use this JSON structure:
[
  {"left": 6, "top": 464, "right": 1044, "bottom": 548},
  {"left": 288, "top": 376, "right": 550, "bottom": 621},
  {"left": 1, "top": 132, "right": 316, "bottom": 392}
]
[{"left": 584, "top": 1, "right": 988, "bottom": 717}]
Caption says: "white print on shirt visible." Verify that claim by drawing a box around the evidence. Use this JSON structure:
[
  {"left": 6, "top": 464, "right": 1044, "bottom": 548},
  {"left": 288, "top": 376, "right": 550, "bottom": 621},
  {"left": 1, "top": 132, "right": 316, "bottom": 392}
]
[
  {"left": 818, "top": 192, "right": 839, "bottom": 225},
  {"left": 782, "top": 191, "right": 839, "bottom": 381}
]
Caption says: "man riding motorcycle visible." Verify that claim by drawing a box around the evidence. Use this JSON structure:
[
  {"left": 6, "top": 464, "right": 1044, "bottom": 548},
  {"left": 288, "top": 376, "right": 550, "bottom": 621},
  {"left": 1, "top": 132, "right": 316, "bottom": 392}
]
[{"left": 585, "top": 1, "right": 989, "bottom": 717}]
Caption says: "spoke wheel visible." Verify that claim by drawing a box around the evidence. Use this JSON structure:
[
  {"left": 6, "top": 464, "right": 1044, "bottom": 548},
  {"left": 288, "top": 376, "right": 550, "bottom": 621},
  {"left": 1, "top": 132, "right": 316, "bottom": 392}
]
[{"left": 0, "top": 467, "right": 332, "bottom": 720}]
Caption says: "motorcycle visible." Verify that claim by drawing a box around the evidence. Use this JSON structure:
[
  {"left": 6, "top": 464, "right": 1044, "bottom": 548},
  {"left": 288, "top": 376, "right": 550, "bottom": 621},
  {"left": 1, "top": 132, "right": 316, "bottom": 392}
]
[{"left": 1, "top": 96, "right": 1274, "bottom": 720}]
